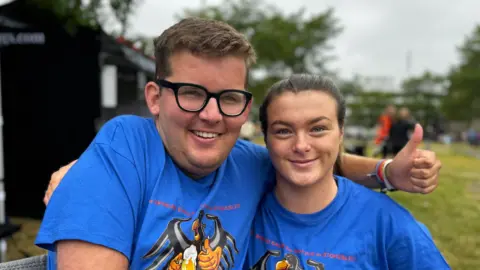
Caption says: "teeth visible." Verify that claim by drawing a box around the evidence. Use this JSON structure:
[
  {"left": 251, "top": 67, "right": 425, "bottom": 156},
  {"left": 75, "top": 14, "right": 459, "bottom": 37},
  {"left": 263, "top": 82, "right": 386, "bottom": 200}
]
[{"left": 193, "top": 131, "right": 219, "bottom": 138}]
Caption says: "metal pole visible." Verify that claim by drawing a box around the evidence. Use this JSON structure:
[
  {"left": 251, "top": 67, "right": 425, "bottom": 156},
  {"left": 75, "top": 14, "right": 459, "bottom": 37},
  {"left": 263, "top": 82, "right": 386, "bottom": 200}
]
[{"left": 0, "top": 52, "right": 7, "bottom": 262}]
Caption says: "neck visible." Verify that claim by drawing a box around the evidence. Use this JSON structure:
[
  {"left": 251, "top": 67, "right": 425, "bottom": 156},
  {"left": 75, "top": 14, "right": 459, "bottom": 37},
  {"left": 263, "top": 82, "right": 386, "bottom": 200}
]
[{"left": 274, "top": 173, "right": 338, "bottom": 214}]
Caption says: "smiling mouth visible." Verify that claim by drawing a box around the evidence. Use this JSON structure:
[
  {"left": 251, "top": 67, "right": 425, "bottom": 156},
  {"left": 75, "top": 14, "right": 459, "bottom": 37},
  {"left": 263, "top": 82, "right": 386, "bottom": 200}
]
[
  {"left": 290, "top": 159, "right": 317, "bottom": 164},
  {"left": 191, "top": 130, "right": 221, "bottom": 139}
]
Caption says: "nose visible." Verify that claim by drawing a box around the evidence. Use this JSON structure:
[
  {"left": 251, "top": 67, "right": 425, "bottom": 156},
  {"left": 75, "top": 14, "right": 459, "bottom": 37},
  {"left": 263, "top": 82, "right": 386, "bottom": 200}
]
[
  {"left": 198, "top": 97, "right": 223, "bottom": 123},
  {"left": 293, "top": 133, "right": 311, "bottom": 153}
]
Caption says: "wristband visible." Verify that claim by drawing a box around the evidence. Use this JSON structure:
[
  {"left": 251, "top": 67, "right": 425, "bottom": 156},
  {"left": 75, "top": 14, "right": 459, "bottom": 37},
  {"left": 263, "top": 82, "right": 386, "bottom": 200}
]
[
  {"left": 369, "top": 159, "right": 396, "bottom": 193},
  {"left": 382, "top": 159, "right": 396, "bottom": 191},
  {"left": 369, "top": 159, "right": 387, "bottom": 190}
]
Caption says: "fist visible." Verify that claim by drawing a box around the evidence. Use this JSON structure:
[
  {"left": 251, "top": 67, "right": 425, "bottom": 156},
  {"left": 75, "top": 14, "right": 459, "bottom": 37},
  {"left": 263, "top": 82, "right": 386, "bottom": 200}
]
[
  {"left": 198, "top": 239, "right": 222, "bottom": 270},
  {"left": 387, "top": 124, "right": 441, "bottom": 194},
  {"left": 43, "top": 160, "right": 77, "bottom": 205},
  {"left": 276, "top": 260, "right": 290, "bottom": 270},
  {"left": 168, "top": 253, "right": 183, "bottom": 270}
]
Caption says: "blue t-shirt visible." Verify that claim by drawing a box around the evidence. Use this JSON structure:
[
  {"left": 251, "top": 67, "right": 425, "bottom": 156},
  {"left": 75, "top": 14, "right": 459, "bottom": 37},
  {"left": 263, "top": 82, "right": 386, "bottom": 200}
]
[
  {"left": 35, "top": 115, "right": 274, "bottom": 269},
  {"left": 246, "top": 176, "right": 450, "bottom": 270}
]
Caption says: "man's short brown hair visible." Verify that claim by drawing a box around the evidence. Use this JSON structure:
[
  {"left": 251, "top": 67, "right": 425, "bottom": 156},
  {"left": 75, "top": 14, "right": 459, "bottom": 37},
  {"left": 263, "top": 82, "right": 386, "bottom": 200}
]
[{"left": 153, "top": 17, "right": 256, "bottom": 82}]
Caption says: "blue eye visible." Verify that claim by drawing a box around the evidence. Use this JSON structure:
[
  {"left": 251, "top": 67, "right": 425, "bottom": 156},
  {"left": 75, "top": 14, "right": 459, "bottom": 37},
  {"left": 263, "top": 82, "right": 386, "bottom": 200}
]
[
  {"left": 311, "top": 127, "right": 325, "bottom": 133},
  {"left": 275, "top": 129, "right": 291, "bottom": 135}
]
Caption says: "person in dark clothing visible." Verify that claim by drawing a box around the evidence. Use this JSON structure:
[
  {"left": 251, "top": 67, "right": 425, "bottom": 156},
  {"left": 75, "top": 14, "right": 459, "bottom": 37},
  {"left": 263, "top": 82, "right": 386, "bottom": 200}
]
[{"left": 388, "top": 107, "right": 415, "bottom": 156}]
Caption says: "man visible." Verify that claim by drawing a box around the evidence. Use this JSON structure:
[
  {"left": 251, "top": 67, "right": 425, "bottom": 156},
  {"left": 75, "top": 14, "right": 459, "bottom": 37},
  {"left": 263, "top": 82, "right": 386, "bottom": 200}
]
[
  {"left": 37, "top": 18, "right": 441, "bottom": 270},
  {"left": 388, "top": 107, "right": 415, "bottom": 156}
]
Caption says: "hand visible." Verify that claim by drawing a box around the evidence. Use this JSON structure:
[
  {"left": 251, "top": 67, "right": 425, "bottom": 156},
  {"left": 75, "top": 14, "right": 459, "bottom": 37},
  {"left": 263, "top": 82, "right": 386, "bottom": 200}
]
[
  {"left": 386, "top": 124, "right": 442, "bottom": 194},
  {"left": 168, "top": 253, "right": 183, "bottom": 270},
  {"left": 198, "top": 239, "right": 222, "bottom": 270},
  {"left": 43, "top": 160, "right": 77, "bottom": 205},
  {"left": 276, "top": 260, "right": 290, "bottom": 270}
]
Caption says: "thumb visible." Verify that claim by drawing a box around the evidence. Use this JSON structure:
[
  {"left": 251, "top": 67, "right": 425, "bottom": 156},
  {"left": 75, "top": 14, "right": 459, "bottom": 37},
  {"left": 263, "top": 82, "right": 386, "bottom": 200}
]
[
  {"left": 203, "top": 238, "right": 211, "bottom": 250},
  {"left": 402, "top": 123, "right": 423, "bottom": 154}
]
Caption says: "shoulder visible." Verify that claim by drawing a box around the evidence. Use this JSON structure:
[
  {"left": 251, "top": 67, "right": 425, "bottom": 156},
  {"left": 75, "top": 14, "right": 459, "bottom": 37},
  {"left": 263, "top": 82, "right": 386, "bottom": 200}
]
[
  {"left": 93, "top": 115, "right": 161, "bottom": 162},
  {"left": 95, "top": 115, "right": 154, "bottom": 143},
  {"left": 230, "top": 140, "right": 270, "bottom": 165},
  {"left": 337, "top": 177, "right": 448, "bottom": 267},
  {"left": 342, "top": 177, "right": 413, "bottom": 217},
  {"left": 339, "top": 176, "right": 423, "bottom": 228},
  {"left": 341, "top": 177, "right": 439, "bottom": 243},
  {"left": 228, "top": 140, "right": 274, "bottom": 187}
]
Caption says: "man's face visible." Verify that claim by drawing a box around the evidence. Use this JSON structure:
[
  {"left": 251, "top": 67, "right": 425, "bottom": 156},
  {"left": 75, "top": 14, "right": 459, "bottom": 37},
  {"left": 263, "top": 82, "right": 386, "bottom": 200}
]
[
  {"left": 146, "top": 51, "right": 251, "bottom": 178},
  {"left": 399, "top": 107, "right": 410, "bottom": 119}
]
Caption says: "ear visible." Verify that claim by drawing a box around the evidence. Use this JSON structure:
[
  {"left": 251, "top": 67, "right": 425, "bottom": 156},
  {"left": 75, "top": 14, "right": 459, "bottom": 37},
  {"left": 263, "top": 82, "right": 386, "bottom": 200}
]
[
  {"left": 239, "top": 98, "right": 253, "bottom": 123},
  {"left": 339, "top": 126, "right": 345, "bottom": 142},
  {"left": 145, "top": 81, "right": 161, "bottom": 115}
]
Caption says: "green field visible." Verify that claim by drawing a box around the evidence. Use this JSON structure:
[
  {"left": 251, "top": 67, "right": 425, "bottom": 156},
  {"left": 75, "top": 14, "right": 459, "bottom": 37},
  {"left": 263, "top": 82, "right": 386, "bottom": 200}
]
[
  {"left": 5, "top": 142, "right": 480, "bottom": 269},
  {"left": 389, "top": 144, "right": 480, "bottom": 270}
]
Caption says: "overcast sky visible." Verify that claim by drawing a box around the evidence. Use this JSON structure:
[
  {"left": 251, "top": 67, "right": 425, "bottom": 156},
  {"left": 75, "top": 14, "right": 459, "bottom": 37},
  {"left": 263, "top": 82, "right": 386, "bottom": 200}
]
[
  {"left": 3, "top": 0, "right": 479, "bottom": 87},
  {"left": 126, "top": 0, "right": 479, "bottom": 86}
]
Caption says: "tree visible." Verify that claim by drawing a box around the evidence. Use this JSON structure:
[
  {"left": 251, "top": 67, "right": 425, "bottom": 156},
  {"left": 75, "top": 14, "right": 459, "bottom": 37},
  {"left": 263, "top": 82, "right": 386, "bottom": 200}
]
[
  {"left": 31, "top": 0, "right": 143, "bottom": 36},
  {"left": 401, "top": 71, "right": 447, "bottom": 127},
  {"left": 179, "top": 0, "right": 342, "bottom": 103},
  {"left": 346, "top": 91, "right": 398, "bottom": 128},
  {"left": 110, "top": 0, "right": 144, "bottom": 36},
  {"left": 443, "top": 25, "right": 480, "bottom": 125}
]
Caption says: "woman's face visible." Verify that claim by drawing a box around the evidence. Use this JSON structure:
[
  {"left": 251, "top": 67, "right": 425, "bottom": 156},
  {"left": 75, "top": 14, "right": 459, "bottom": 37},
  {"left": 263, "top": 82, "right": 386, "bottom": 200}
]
[{"left": 265, "top": 90, "right": 343, "bottom": 188}]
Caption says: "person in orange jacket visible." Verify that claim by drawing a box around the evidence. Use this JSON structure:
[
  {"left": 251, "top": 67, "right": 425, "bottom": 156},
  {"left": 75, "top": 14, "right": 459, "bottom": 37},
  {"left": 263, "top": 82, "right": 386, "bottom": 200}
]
[{"left": 373, "top": 104, "right": 396, "bottom": 158}]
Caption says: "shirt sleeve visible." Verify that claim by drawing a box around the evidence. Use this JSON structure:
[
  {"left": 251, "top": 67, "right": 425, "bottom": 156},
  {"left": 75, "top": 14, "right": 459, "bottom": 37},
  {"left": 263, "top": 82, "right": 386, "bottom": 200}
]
[
  {"left": 388, "top": 221, "right": 450, "bottom": 270},
  {"left": 35, "top": 121, "right": 143, "bottom": 261},
  {"left": 232, "top": 140, "right": 274, "bottom": 190}
]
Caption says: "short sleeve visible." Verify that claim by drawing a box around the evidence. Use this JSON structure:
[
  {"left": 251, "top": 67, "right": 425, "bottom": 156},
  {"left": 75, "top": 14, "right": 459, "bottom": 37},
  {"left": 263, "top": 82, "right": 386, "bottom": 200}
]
[
  {"left": 231, "top": 140, "right": 274, "bottom": 188},
  {"left": 35, "top": 121, "right": 143, "bottom": 261},
  {"left": 387, "top": 221, "right": 450, "bottom": 269}
]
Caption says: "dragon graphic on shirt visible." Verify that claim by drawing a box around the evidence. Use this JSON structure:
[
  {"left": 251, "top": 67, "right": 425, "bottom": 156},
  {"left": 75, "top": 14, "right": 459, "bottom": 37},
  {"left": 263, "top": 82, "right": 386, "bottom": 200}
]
[
  {"left": 142, "top": 210, "right": 239, "bottom": 270},
  {"left": 250, "top": 250, "right": 325, "bottom": 270}
]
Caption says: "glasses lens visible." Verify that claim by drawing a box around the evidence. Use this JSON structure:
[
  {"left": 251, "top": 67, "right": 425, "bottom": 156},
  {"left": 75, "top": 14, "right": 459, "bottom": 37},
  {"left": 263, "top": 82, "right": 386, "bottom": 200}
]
[
  {"left": 219, "top": 91, "right": 248, "bottom": 116},
  {"left": 177, "top": 85, "right": 208, "bottom": 111}
]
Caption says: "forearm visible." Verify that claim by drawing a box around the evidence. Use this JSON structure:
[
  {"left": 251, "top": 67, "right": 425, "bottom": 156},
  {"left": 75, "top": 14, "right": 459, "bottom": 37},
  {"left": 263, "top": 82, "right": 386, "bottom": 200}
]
[
  {"left": 338, "top": 153, "right": 381, "bottom": 189},
  {"left": 57, "top": 241, "right": 128, "bottom": 270}
]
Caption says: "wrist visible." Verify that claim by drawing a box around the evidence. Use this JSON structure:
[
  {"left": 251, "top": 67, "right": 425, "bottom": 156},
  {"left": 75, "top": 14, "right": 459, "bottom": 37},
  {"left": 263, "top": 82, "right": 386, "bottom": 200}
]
[
  {"left": 382, "top": 159, "right": 396, "bottom": 191},
  {"left": 370, "top": 159, "right": 396, "bottom": 192}
]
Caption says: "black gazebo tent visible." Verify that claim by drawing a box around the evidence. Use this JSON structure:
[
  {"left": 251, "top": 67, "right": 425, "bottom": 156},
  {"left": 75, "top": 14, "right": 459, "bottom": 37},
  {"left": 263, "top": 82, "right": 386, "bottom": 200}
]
[
  {"left": 0, "top": 0, "right": 155, "bottom": 220},
  {"left": 0, "top": 0, "right": 103, "bottom": 219}
]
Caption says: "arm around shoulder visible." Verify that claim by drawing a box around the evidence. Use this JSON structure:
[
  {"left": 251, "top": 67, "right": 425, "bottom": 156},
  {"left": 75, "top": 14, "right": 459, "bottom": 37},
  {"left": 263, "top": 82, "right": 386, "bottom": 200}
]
[{"left": 337, "top": 153, "right": 380, "bottom": 188}]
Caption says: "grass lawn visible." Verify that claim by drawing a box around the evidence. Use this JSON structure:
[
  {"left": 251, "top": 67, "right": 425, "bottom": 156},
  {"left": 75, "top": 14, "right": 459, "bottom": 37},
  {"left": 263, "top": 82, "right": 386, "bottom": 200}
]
[
  {"left": 389, "top": 144, "right": 480, "bottom": 270},
  {"left": 5, "top": 140, "right": 480, "bottom": 269}
]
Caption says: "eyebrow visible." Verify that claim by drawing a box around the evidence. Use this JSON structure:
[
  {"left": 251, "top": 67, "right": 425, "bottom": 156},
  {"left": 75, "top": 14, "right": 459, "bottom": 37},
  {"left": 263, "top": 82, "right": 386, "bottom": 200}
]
[{"left": 271, "top": 116, "right": 331, "bottom": 127}]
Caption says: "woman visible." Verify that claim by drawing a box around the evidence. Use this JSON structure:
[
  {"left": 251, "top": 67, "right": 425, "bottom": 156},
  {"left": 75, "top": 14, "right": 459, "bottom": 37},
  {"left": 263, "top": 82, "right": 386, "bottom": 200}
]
[{"left": 246, "top": 74, "right": 449, "bottom": 269}]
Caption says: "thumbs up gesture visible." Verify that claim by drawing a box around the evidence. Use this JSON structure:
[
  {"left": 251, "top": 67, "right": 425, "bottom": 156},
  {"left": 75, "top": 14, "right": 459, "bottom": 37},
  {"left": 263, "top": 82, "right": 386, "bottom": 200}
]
[
  {"left": 198, "top": 239, "right": 222, "bottom": 270},
  {"left": 386, "top": 124, "right": 442, "bottom": 194}
]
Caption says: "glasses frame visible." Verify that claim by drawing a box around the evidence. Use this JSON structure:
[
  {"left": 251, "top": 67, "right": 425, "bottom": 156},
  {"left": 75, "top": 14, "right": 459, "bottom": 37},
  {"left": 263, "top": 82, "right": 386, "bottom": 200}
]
[{"left": 156, "top": 79, "right": 253, "bottom": 117}]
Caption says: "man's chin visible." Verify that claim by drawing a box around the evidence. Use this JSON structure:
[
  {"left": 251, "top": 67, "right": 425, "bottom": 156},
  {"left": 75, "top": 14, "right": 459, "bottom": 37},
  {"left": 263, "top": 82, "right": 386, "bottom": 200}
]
[{"left": 187, "top": 154, "right": 224, "bottom": 174}]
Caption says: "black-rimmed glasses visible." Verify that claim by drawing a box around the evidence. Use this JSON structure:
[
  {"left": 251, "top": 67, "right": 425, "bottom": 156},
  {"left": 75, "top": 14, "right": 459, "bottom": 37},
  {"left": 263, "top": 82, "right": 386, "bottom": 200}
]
[{"left": 156, "top": 79, "right": 252, "bottom": 117}]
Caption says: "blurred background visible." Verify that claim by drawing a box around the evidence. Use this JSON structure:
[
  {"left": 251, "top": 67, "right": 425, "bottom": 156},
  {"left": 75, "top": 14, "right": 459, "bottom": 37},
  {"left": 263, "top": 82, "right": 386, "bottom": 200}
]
[{"left": 0, "top": 0, "right": 478, "bottom": 269}]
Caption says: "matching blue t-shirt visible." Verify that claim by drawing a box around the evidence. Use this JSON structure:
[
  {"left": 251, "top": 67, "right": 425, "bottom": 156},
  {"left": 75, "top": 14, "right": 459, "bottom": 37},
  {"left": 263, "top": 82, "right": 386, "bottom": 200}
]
[
  {"left": 246, "top": 176, "right": 449, "bottom": 269},
  {"left": 36, "top": 116, "right": 273, "bottom": 269},
  {"left": 35, "top": 115, "right": 449, "bottom": 269}
]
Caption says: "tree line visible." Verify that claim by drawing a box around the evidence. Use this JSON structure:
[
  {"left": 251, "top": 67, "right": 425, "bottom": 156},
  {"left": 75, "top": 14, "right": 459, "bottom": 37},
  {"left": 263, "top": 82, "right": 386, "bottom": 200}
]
[{"left": 34, "top": 0, "right": 478, "bottom": 128}]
